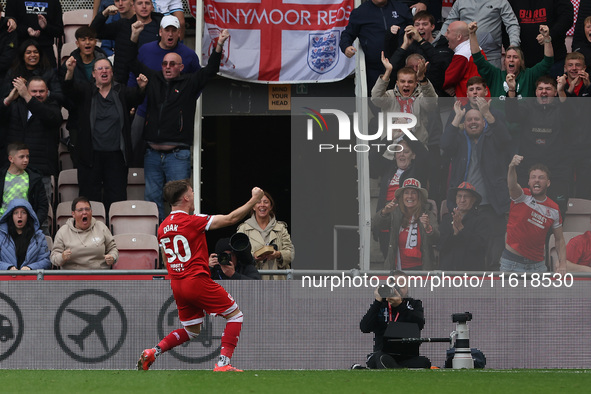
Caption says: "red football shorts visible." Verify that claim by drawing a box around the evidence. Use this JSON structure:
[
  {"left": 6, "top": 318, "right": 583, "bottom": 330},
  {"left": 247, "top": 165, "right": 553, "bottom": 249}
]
[{"left": 170, "top": 274, "right": 238, "bottom": 326}]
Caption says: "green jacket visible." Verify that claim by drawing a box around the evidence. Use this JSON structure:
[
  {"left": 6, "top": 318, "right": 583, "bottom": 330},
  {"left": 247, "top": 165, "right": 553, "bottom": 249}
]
[{"left": 472, "top": 51, "right": 553, "bottom": 98}]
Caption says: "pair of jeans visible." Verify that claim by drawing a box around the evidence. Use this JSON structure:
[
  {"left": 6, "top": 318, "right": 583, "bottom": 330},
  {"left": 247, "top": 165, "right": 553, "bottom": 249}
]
[
  {"left": 144, "top": 147, "right": 192, "bottom": 220},
  {"left": 499, "top": 249, "right": 547, "bottom": 273}
]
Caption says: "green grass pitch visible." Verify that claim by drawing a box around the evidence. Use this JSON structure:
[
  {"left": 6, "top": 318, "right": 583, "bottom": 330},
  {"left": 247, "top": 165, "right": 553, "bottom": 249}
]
[{"left": 0, "top": 370, "right": 589, "bottom": 393}]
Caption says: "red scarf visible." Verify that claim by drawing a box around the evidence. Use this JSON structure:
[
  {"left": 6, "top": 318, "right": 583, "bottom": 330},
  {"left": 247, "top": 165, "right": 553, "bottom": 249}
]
[{"left": 396, "top": 97, "right": 416, "bottom": 114}]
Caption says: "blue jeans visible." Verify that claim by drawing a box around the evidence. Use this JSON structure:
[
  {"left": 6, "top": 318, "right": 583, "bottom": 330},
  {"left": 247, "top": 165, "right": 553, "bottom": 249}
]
[
  {"left": 144, "top": 147, "right": 192, "bottom": 220},
  {"left": 499, "top": 249, "right": 547, "bottom": 273}
]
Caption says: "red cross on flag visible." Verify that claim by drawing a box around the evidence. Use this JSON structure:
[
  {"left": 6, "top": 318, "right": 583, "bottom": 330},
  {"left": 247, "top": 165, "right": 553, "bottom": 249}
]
[{"left": 197, "top": 0, "right": 355, "bottom": 83}]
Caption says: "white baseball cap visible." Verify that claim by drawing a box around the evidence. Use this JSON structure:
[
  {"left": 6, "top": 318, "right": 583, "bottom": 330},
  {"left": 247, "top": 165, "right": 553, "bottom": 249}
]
[{"left": 160, "top": 15, "right": 180, "bottom": 29}]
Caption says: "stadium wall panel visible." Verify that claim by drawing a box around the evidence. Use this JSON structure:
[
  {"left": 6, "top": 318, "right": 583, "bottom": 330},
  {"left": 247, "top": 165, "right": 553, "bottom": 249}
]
[{"left": 0, "top": 279, "right": 589, "bottom": 369}]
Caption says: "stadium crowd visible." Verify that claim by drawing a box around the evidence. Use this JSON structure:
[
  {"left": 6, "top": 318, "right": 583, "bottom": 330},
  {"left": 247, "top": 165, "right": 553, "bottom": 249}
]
[
  {"left": 349, "top": 0, "right": 591, "bottom": 274},
  {"left": 0, "top": 0, "right": 591, "bottom": 274}
]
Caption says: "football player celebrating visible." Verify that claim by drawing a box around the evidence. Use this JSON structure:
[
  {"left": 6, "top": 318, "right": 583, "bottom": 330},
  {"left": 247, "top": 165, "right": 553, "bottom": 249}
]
[{"left": 138, "top": 180, "right": 263, "bottom": 372}]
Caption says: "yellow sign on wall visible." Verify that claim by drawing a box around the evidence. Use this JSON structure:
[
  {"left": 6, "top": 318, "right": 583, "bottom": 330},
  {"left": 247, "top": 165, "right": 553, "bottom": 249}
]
[{"left": 269, "top": 85, "right": 291, "bottom": 110}]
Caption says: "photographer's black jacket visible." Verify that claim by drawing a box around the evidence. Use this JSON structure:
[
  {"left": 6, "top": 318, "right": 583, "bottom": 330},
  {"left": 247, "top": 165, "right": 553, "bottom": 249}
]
[
  {"left": 210, "top": 259, "right": 261, "bottom": 280},
  {"left": 360, "top": 298, "right": 424, "bottom": 356}
]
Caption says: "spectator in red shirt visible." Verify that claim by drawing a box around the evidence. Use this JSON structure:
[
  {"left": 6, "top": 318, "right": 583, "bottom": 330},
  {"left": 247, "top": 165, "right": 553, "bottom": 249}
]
[
  {"left": 443, "top": 21, "right": 486, "bottom": 98},
  {"left": 565, "top": 231, "right": 591, "bottom": 272}
]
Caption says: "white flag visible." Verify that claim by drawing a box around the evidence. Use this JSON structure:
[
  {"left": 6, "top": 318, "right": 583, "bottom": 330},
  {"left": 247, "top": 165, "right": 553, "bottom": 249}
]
[{"left": 200, "top": 0, "right": 355, "bottom": 83}]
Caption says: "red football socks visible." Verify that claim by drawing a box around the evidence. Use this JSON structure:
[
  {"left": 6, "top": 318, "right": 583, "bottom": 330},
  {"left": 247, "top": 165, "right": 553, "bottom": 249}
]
[
  {"left": 157, "top": 328, "right": 191, "bottom": 353},
  {"left": 220, "top": 321, "right": 242, "bottom": 359}
]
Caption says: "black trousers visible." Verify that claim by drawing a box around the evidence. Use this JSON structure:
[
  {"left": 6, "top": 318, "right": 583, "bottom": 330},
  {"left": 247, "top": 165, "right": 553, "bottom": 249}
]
[
  {"left": 366, "top": 351, "right": 431, "bottom": 369},
  {"left": 478, "top": 205, "right": 508, "bottom": 271},
  {"left": 77, "top": 150, "right": 127, "bottom": 211}
]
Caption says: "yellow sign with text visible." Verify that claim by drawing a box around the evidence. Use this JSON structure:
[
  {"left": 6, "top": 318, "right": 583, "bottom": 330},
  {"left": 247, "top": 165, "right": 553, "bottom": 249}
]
[{"left": 268, "top": 85, "right": 291, "bottom": 110}]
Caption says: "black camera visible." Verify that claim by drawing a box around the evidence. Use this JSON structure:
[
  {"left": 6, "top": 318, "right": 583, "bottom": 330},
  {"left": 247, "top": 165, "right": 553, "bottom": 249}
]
[
  {"left": 452, "top": 312, "right": 472, "bottom": 323},
  {"left": 218, "top": 252, "right": 233, "bottom": 266},
  {"left": 378, "top": 284, "right": 401, "bottom": 298}
]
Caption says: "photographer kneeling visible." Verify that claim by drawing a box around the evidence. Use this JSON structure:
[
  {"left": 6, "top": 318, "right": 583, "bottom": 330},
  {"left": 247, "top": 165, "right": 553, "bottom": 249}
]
[
  {"left": 209, "top": 235, "right": 261, "bottom": 280},
  {"left": 358, "top": 271, "right": 431, "bottom": 369}
]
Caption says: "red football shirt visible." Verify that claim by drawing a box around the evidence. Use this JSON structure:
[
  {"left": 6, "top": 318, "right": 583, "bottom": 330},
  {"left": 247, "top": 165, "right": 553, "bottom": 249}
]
[
  {"left": 506, "top": 188, "right": 561, "bottom": 262},
  {"left": 158, "top": 210, "right": 214, "bottom": 279},
  {"left": 566, "top": 231, "right": 591, "bottom": 267}
]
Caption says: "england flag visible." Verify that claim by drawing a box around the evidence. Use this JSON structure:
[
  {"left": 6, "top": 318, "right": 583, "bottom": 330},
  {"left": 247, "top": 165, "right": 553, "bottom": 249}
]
[{"left": 198, "top": 0, "right": 356, "bottom": 83}]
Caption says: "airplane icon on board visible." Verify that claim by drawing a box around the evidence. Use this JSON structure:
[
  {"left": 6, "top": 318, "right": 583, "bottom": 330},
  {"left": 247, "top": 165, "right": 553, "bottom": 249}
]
[{"left": 67, "top": 306, "right": 111, "bottom": 352}]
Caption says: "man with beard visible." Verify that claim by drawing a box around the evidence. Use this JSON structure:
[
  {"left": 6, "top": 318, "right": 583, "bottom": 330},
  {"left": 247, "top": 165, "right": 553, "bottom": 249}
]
[
  {"left": 505, "top": 76, "right": 572, "bottom": 214},
  {"left": 502, "top": 155, "right": 566, "bottom": 274}
]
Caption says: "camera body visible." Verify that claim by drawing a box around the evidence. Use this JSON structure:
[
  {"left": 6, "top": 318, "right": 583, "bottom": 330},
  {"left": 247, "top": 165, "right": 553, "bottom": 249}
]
[
  {"left": 378, "top": 284, "right": 401, "bottom": 298},
  {"left": 217, "top": 233, "right": 254, "bottom": 266},
  {"left": 452, "top": 312, "right": 472, "bottom": 323},
  {"left": 218, "top": 252, "right": 233, "bottom": 266}
]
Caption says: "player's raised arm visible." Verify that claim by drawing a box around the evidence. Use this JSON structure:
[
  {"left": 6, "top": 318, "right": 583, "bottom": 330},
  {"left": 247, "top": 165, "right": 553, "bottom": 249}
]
[
  {"left": 209, "top": 187, "right": 264, "bottom": 230},
  {"left": 507, "top": 155, "right": 524, "bottom": 200}
]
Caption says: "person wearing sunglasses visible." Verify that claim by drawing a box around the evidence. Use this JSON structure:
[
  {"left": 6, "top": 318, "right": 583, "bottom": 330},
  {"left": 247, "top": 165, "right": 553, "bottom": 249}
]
[{"left": 129, "top": 22, "right": 229, "bottom": 220}]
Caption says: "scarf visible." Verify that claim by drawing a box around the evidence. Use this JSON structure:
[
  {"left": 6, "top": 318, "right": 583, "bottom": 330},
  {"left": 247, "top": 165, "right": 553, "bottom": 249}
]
[{"left": 245, "top": 215, "right": 277, "bottom": 245}]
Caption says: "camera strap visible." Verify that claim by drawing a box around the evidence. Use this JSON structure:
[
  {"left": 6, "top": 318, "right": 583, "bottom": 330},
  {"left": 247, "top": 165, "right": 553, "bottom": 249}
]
[{"left": 387, "top": 303, "right": 399, "bottom": 322}]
